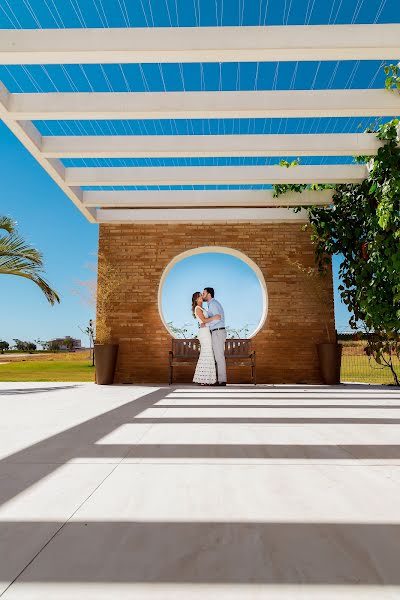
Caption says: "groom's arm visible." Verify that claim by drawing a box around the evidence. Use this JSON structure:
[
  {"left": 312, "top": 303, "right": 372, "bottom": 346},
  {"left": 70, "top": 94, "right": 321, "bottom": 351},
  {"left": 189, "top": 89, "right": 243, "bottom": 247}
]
[{"left": 209, "top": 300, "right": 222, "bottom": 325}]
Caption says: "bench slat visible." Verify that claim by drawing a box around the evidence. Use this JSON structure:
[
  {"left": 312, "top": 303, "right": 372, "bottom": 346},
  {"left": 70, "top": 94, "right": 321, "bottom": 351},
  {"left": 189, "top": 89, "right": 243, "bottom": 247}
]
[
  {"left": 172, "top": 337, "right": 252, "bottom": 358},
  {"left": 169, "top": 337, "right": 256, "bottom": 385}
]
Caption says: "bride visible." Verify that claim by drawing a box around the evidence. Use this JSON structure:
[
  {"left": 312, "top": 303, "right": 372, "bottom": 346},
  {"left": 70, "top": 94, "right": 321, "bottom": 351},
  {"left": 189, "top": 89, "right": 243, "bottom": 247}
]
[{"left": 192, "top": 291, "right": 220, "bottom": 386}]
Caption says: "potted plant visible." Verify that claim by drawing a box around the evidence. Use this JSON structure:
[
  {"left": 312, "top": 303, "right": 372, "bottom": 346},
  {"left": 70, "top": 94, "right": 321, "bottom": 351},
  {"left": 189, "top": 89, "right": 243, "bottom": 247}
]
[
  {"left": 94, "top": 252, "right": 121, "bottom": 385},
  {"left": 287, "top": 257, "right": 342, "bottom": 385}
]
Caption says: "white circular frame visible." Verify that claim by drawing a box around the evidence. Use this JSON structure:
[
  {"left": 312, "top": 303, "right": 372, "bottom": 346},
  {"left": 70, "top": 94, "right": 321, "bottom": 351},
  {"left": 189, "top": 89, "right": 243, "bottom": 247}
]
[{"left": 158, "top": 246, "right": 268, "bottom": 339}]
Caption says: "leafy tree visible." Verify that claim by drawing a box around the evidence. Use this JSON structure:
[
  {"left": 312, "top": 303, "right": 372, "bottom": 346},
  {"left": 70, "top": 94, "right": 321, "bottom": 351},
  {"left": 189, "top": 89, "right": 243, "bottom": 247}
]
[
  {"left": 13, "top": 339, "right": 26, "bottom": 351},
  {"left": 384, "top": 63, "right": 400, "bottom": 92},
  {"left": 273, "top": 118, "right": 400, "bottom": 384},
  {"left": 47, "top": 340, "right": 61, "bottom": 352},
  {"left": 12, "top": 339, "right": 37, "bottom": 353},
  {"left": 34, "top": 339, "right": 47, "bottom": 350},
  {"left": 0, "top": 341, "right": 9, "bottom": 354},
  {"left": 0, "top": 216, "right": 60, "bottom": 305},
  {"left": 62, "top": 337, "right": 75, "bottom": 352}
]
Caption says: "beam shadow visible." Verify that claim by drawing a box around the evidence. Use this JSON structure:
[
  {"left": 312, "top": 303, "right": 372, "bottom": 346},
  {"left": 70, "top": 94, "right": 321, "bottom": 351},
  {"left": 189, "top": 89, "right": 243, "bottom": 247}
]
[
  {"left": 0, "top": 387, "right": 167, "bottom": 507},
  {"left": 1, "top": 521, "right": 399, "bottom": 584},
  {"left": 95, "top": 444, "right": 400, "bottom": 460},
  {"left": 8, "top": 444, "right": 400, "bottom": 461},
  {"left": 0, "top": 385, "right": 82, "bottom": 396},
  {"left": 154, "top": 404, "right": 400, "bottom": 409},
  {"left": 130, "top": 417, "right": 400, "bottom": 424},
  {"left": 172, "top": 385, "right": 400, "bottom": 393},
  {"left": 169, "top": 394, "right": 400, "bottom": 399}
]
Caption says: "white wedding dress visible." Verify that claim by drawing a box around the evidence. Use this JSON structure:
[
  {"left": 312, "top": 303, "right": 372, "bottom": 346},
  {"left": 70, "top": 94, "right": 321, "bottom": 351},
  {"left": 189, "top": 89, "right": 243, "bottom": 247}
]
[{"left": 193, "top": 306, "right": 217, "bottom": 385}]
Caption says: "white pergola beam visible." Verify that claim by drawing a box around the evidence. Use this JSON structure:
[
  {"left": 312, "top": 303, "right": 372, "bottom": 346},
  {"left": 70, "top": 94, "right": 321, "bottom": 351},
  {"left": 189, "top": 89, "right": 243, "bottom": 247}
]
[
  {"left": 0, "top": 25, "right": 399, "bottom": 64},
  {"left": 83, "top": 189, "right": 334, "bottom": 208},
  {"left": 42, "top": 133, "right": 384, "bottom": 159},
  {"left": 0, "top": 93, "right": 95, "bottom": 222},
  {"left": 66, "top": 164, "right": 367, "bottom": 186},
  {"left": 95, "top": 207, "right": 309, "bottom": 224},
  {"left": 3, "top": 88, "right": 399, "bottom": 120}
]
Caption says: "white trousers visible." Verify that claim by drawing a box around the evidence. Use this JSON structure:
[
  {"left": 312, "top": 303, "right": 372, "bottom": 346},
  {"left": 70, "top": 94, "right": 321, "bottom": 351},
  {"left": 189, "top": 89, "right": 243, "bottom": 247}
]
[{"left": 211, "top": 329, "right": 227, "bottom": 383}]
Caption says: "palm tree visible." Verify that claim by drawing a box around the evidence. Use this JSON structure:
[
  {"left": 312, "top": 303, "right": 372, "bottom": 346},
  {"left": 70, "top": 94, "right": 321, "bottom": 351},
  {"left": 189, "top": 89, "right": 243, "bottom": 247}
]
[{"left": 0, "top": 216, "right": 60, "bottom": 305}]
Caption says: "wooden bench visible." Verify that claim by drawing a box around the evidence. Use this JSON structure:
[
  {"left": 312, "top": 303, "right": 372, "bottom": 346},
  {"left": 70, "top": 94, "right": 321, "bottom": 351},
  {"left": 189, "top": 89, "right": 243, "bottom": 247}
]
[{"left": 168, "top": 338, "right": 256, "bottom": 385}]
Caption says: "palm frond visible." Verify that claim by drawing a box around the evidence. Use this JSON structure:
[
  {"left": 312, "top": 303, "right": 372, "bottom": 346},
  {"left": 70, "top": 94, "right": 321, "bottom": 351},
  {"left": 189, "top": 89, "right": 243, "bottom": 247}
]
[
  {"left": 0, "top": 255, "right": 42, "bottom": 274},
  {"left": 0, "top": 233, "right": 43, "bottom": 265},
  {"left": 0, "top": 216, "right": 17, "bottom": 234},
  {"left": 0, "top": 219, "right": 60, "bottom": 305}
]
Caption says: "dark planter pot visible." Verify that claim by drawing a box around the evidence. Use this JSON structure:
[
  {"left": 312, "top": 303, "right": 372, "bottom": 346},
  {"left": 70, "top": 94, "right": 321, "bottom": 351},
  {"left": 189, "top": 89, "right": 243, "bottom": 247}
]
[
  {"left": 94, "top": 343, "right": 119, "bottom": 385},
  {"left": 317, "top": 342, "right": 342, "bottom": 385}
]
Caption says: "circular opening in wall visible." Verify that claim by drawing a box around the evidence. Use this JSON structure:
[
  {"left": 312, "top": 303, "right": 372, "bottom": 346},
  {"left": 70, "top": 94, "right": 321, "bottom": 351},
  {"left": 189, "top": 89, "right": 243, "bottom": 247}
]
[{"left": 159, "top": 247, "right": 268, "bottom": 339}]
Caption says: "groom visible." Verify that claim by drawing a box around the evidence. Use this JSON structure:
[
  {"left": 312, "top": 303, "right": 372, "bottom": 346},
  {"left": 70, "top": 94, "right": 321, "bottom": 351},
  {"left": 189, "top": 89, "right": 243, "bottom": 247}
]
[{"left": 202, "top": 287, "right": 227, "bottom": 386}]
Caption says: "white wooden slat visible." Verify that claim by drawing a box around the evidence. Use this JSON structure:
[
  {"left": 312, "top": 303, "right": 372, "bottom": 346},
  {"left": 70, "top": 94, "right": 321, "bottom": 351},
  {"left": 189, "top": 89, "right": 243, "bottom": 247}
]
[
  {"left": 95, "top": 207, "right": 309, "bottom": 223},
  {"left": 0, "top": 25, "right": 399, "bottom": 64},
  {"left": 83, "top": 189, "right": 334, "bottom": 207},
  {"left": 67, "top": 164, "right": 367, "bottom": 186},
  {"left": 3, "top": 87, "right": 399, "bottom": 120},
  {"left": 42, "top": 133, "right": 383, "bottom": 158}
]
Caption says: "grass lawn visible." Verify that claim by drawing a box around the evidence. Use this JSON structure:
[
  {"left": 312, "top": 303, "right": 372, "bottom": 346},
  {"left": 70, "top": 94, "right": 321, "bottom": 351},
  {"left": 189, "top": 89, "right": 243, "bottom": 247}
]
[
  {"left": 0, "top": 350, "right": 398, "bottom": 385},
  {"left": 341, "top": 354, "right": 399, "bottom": 385},
  {"left": 0, "top": 353, "right": 95, "bottom": 382}
]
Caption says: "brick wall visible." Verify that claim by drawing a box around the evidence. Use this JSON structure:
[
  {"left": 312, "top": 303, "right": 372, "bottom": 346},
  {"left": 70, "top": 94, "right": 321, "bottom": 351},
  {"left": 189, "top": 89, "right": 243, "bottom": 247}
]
[{"left": 97, "top": 223, "right": 336, "bottom": 384}]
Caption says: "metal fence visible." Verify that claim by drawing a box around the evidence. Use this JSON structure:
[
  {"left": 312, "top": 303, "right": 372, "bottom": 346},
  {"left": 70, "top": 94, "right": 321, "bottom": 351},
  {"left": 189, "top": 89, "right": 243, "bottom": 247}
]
[{"left": 339, "top": 341, "right": 400, "bottom": 385}]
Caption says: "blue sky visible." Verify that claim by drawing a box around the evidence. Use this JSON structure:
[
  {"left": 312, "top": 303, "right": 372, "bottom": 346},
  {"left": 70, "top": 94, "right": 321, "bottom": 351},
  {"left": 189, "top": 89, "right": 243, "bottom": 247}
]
[
  {"left": 0, "top": 120, "right": 96, "bottom": 347},
  {"left": 161, "top": 253, "right": 265, "bottom": 338},
  {"left": 0, "top": 0, "right": 399, "bottom": 346}
]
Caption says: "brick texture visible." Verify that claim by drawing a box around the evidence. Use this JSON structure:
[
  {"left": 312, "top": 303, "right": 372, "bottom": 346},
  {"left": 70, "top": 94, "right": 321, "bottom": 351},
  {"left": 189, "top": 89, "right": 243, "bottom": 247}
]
[{"left": 97, "top": 223, "right": 336, "bottom": 384}]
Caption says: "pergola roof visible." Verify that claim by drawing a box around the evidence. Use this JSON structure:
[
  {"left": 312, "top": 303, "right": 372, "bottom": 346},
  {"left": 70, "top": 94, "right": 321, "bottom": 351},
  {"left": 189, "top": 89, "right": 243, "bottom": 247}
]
[{"left": 0, "top": 2, "right": 399, "bottom": 225}]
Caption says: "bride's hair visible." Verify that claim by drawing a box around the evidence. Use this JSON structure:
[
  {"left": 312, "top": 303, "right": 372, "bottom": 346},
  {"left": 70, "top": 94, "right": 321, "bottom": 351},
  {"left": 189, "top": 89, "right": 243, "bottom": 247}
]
[{"left": 191, "top": 291, "right": 201, "bottom": 318}]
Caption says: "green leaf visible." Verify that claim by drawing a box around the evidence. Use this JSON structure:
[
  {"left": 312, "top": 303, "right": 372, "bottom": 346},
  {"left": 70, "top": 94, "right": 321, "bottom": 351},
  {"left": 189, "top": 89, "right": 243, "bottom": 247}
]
[{"left": 385, "top": 76, "right": 393, "bottom": 88}]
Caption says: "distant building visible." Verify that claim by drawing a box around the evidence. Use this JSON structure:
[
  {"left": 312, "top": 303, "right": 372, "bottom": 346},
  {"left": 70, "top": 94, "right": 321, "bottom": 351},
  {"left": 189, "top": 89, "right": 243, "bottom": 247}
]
[{"left": 48, "top": 336, "right": 82, "bottom": 351}]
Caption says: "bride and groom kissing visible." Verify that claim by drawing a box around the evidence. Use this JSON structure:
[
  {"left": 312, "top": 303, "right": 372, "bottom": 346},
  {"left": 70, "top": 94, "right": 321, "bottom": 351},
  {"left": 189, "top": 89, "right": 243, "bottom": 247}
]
[{"left": 191, "top": 287, "right": 227, "bottom": 386}]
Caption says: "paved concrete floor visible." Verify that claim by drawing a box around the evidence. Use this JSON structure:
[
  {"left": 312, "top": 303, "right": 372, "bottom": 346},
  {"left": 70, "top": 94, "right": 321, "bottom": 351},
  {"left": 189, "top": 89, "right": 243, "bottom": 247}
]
[{"left": 1, "top": 382, "right": 400, "bottom": 599}]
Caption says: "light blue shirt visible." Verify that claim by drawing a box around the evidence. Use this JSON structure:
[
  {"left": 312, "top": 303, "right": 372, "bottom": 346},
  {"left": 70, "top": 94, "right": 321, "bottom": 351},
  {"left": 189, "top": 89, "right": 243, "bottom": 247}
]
[{"left": 207, "top": 298, "right": 225, "bottom": 331}]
